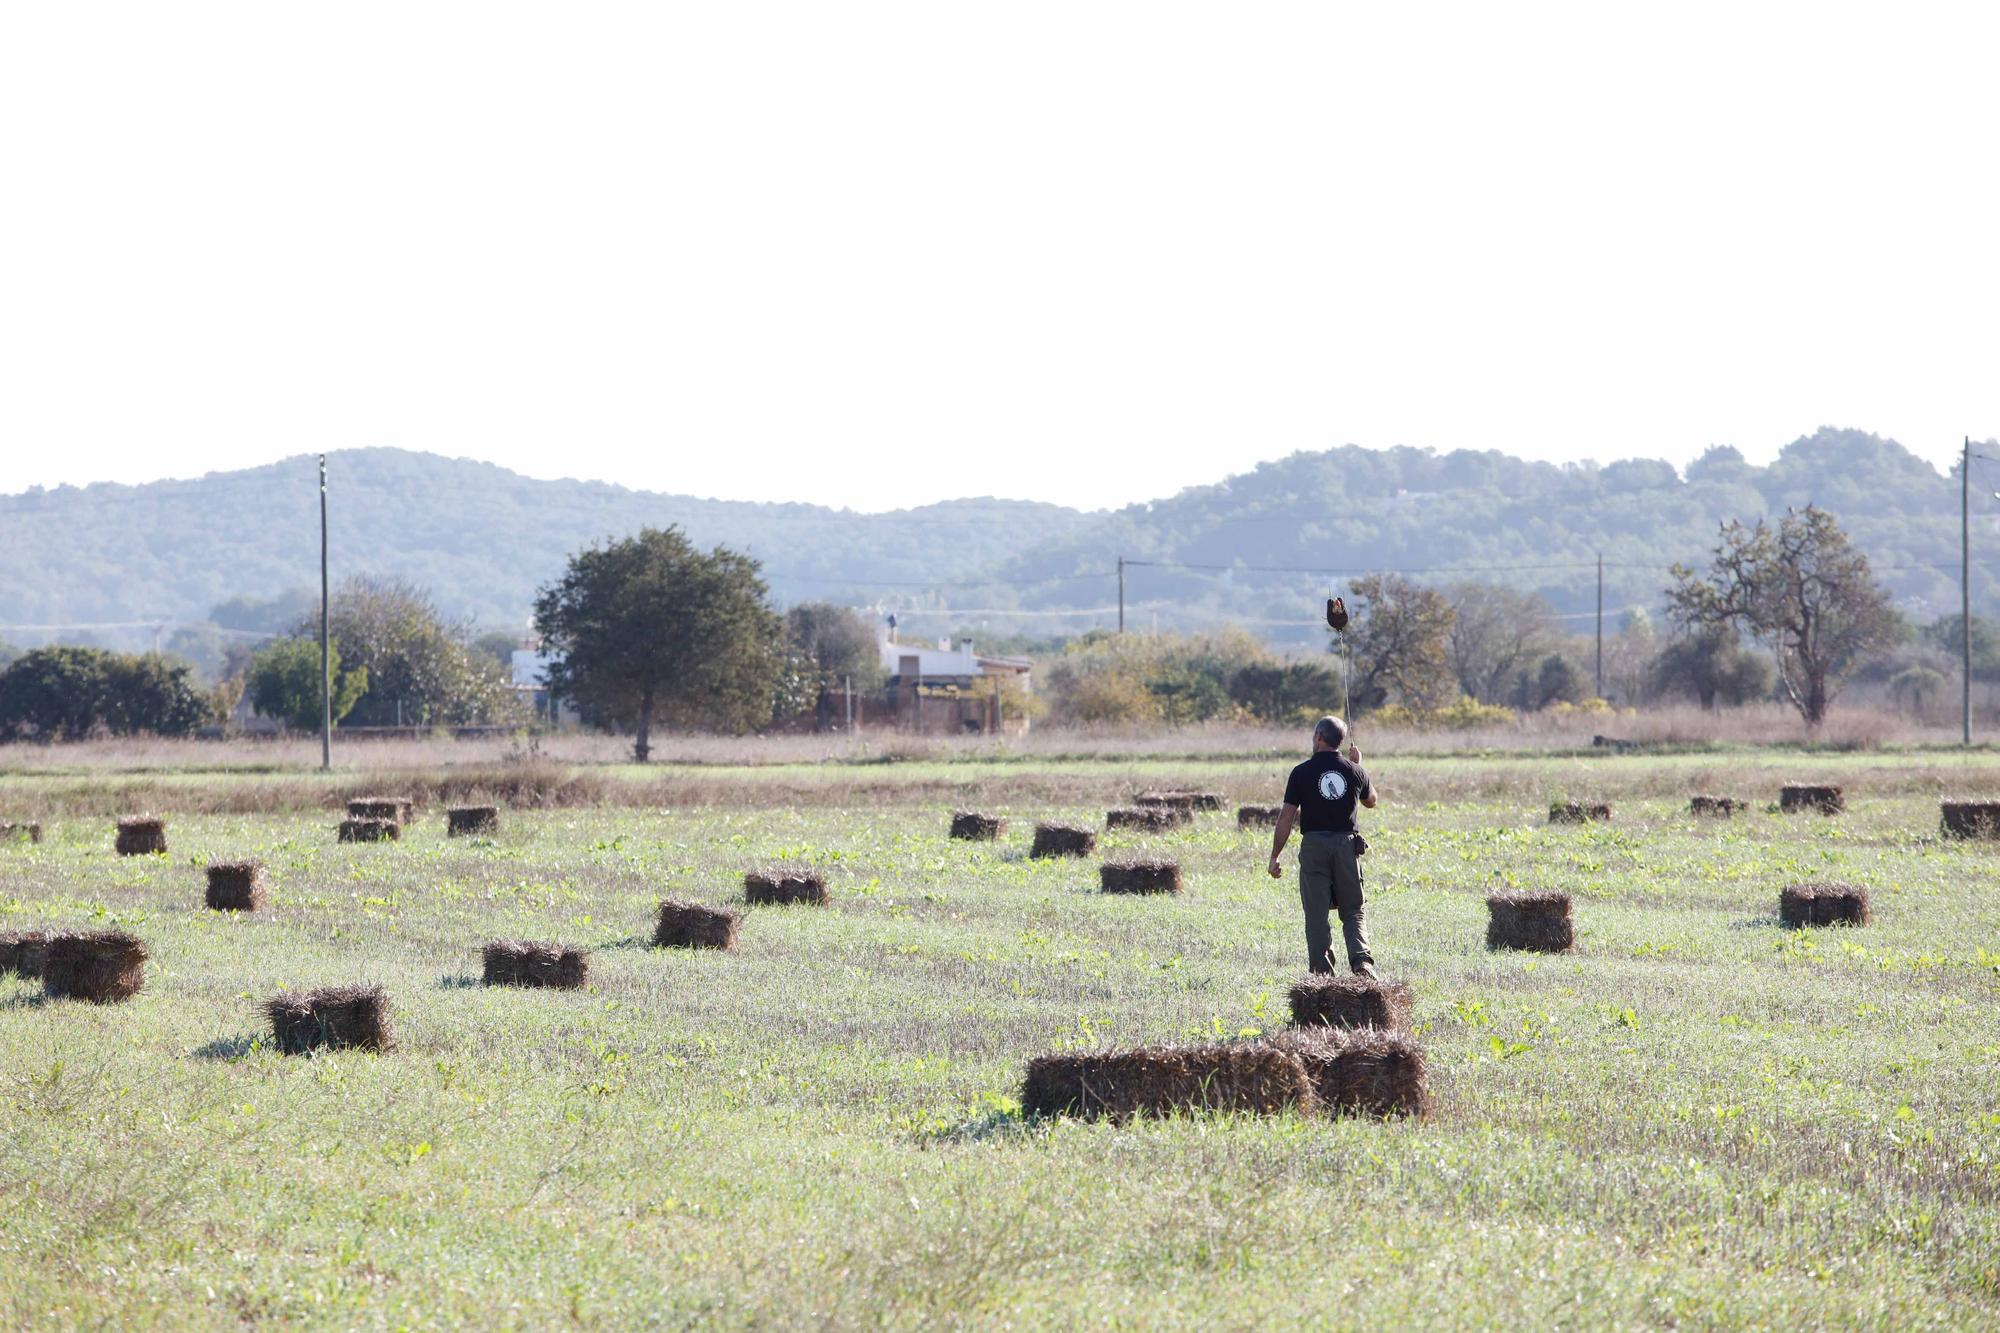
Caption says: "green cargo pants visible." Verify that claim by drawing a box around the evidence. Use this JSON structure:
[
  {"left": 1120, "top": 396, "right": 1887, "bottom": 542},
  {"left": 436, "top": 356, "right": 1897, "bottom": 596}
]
[{"left": 1298, "top": 831, "right": 1372, "bottom": 974}]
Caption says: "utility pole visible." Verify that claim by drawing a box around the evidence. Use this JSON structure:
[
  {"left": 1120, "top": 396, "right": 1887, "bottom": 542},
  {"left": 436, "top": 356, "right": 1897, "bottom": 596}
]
[
  {"left": 319, "top": 454, "right": 332, "bottom": 771},
  {"left": 1594, "top": 552, "right": 1604, "bottom": 698},
  {"left": 1117, "top": 557, "right": 1125, "bottom": 634},
  {"left": 1964, "top": 436, "right": 1973, "bottom": 746}
]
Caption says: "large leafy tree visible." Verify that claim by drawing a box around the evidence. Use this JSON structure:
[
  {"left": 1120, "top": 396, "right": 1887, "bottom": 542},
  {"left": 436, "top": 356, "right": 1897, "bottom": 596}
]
[
  {"left": 1444, "top": 583, "right": 1558, "bottom": 703},
  {"left": 0, "top": 646, "right": 210, "bottom": 741},
  {"left": 1666, "top": 506, "right": 1897, "bottom": 726},
  {"left": 247, "top": 638, "right": 369, "bottom": 732},
  {"left": 1342, "top": 573, "right": 1458, "bottom": 714},
  {"left": 534, "top": 527, "right": 785, "bottom": 758}
]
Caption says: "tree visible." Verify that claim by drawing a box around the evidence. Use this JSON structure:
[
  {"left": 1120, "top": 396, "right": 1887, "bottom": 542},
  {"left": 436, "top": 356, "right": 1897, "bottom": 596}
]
[
  {"left": 1228, "top": 661, "right": 1339, "bottom": 724},
  {"left": 0, "top": 646, "right": 210, "bottom": 741},
  {"left": 533, "top": 527, "right": 786, "bottom": 758},
  {"left": 471, "top": 631, "right": 522, "bottom": 671},
  {"left": 1647, "top": 627, "right": 1773, "bottom": 709},
  {"left": 306, "top": 576, "right": 521, "bottom": 727},
  {"left": 783, "top": 603, "right": 883, "bottom": 730},
  {"left": 247, "top": 638, "right": 369, "bottom": 732},
  {"left": 1342, "top": 573, "right": 1457, "bottom": 714},
  {"left": 1921, "top": 614, "right": 2000, "bottom": 681},
  {"left": 1512, "top": 653, "right": 1592, "bottom": 710},
  {"left": 1666, "top": 506, "right": 1898, "bottom": 726},
  {"left": 1444, "top": 583, "right": 1557, "bottom": 703}
]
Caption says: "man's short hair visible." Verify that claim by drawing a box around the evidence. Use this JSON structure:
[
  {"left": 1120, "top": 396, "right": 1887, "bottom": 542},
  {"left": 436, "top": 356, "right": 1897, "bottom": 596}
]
[{"left": 1313, "top": 715, "right": 1347, "bottom": 749}]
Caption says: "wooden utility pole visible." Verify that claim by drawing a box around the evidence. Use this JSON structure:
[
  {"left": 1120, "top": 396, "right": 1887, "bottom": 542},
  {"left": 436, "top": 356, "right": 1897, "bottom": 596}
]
[
  {"left": 319, "top": 454, "right": 332, "bottom": 771},
  {"left": 1117, "top": 557, "right": 1125, "bottom": 634},
  {"left": 1964, "top": 436, "right": 1973, "bottom": 746},
  {"left": 1594, "top": 552, "right": 1604, "bottom": 698}
]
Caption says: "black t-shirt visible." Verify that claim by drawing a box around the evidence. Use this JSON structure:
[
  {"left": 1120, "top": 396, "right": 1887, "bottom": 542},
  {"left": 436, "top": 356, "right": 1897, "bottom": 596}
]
[{"left": 1283, "top": 751, "right": 1372, "bottom": 834}]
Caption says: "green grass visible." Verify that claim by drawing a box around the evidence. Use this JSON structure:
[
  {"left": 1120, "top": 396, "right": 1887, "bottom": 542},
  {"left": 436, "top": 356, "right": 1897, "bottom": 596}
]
[{"left": 1, "top": 756, "right": 1998, "bottom": 1327}]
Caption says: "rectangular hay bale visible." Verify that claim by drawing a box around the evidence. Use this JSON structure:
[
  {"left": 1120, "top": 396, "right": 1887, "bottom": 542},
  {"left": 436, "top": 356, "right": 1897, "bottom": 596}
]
[
  {"left": 1236, "top": 805, "right": 1282, "bottom": 829},
  {"left": 654, "top": 898, "right": 742, "bottom": 950},
  {"left": 1486, "top": 891, "right": 1575, "bottom": 952},
  {"left": 1780, "top": 784, "right": 1844, "bottom": 815},
  {"left": 447, "top": 805, "right": 500, "bottom": 837},
  {"left": 1689, "top": 795, "right": 1746, "bottom": 817},
  {"left": 1940, "top": 800, "right": 2000, "bottom": 840},
  {"left": 1287, "top": 974, "right": 1414, "bottom": 1032},
  {"left": 338, "top": 817, "right": 400, "bottom": 843},
  {"left": 1, "top": 821, "right": 43, "bottom": 845},
  {"left": 1106, "top": 805, "right": 1186, "bottom": 832},
  {"left": 1548, "top": 801, "right": 1611, "bottom": 825},
  {"left": 347, "top": 797, "right": 414, "bottom": 823},
  {"left": 1263, "top": 1026, "right": 1433, "bottom": 1120},
  {"left": 1098, "top": 855, "right": 1183, "bottom": 895},
  {"left": 744, "top": 867, "right": 828, "bottom": 906},
  {"left": 1029, "top": 823, "right": 1097, "bottom": 858},
  {"left": 0, "top": 930, "right": 52, "bottom": 979},
  {"left": 267, "top": 985, "right": 394, "bottom": 1053},
  {"left": 482, "top": 939, "right": 589, "bottom": 989},
  {"left": 205, "top": 860, "right": 267, "bottom": 911},
  {"left": 114, "top": 816, "right": 167, "bottom": 856},
  {"left": 1020, "top": 1041, "right": 1314, "bottom": 1122},
  {"left": 1779, "top": 882, "right": 1870, "bottom": 928},
  {"left": 42, "top": 929, "right": 148, "bottom": 1003},
  {"left": 948, "top": 810, "right": 1007, "bottom": 841}
]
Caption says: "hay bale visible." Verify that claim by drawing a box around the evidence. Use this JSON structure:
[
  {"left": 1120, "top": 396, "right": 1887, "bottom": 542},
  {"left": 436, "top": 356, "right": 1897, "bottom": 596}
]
[
  {"left": 1940, "top": 800, "right": 2000, "bottom": 840},
  {"left": 347, "top": 797, "right": 414, "bottom": 823},
  {"left": 1106, "top": 805, "right": 1186, "bottom": 832},
  {"left": 338, "top": 817, "right": 400, "bottom": 843},
  {"left": 1690, "top": 795, "right": 1746, "bottom": 818},
  {"left": 948, "top": 810, "right": 1007, "bottom": 841},
  {"left": 0, "top": 930, "right": 51, "bottom": 979},
  {"left": 1, "top": 822, "right": 43, "bottom": 845},
  {"left": 267, "top": 985, "right": 395, "bottom": 1053},
  {"left": 481, "top": 939, "right": 588, "bottom": 989},
  {"left": 1780, "top": 783, "right": 1844, "bottom": 815},
  {"left": 41, "top": 930, "right": 148, "bottom": 1003},
  {"left": 1779, "top": 882, "right": 1870, "bottom": 928},
  {"left": 744, "top": 867, "right": 829, "bottom": 906},
  {"left": 114, "top": 816, "right": 167, "bottom": 856},
  {"left": 1098, "top": 855, "right": 1183, "bottom": 895},
  {"left": 1548, "top": 801, "right": 1611, "bottom": 825},
  {"left": 1486, "top": 891, "right": 1575, "bottom": 953},
  {"left": 205, "top": 860, "right": 267, "bottom": 912},
  {"left": 1263, "top": 1027, "right": 1432, "bottom": 1120},
  {"left": 1029, "top": 823, "right": 1097, "bottom": 858},
  {"left": 1236, "top": 804, "right": 1283, "bottom": 829},
  {"left": 1287, "top": 974, "right": 1414, "bottom": 1032},
  {"left": 447, "top": 805, "right": 499, "bottom": 837},
  {"left": 1133, "top": 791, "right": 1198, "bottom": 812},
  {"left": 1019, "top": 1041, "right": 1314, "bottom": 1122},
  {"left": 654, "top": 898, "right": 741, "bottom": 950}
]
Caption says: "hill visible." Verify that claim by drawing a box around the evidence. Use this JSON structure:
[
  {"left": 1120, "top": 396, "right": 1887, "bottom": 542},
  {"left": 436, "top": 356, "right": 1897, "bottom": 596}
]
[{"left": 0, "top": 430, "right": 1986, "bottom": 661}]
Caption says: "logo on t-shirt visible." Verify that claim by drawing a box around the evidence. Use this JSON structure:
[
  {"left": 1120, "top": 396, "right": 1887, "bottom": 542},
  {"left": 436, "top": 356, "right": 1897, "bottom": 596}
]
[{"left": 1317, "top": 770, "right": 1348, "bottom": 801}]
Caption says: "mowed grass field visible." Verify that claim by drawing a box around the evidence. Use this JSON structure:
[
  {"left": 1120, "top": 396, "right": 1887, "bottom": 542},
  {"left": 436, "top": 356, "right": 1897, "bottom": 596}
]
[{"left": 2, "top": 748, "right": 1998, "bottom": 1328}]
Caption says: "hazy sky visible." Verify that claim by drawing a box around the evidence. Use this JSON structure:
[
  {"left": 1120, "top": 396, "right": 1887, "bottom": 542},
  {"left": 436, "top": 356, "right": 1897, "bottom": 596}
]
[{"left": 4, "top": 3, "right": 1994, "bottom": 512}]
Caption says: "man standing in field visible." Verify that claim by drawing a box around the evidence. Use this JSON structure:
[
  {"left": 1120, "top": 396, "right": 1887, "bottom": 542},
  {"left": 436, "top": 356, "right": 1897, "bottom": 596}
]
[{"left": 1266, "top": 715, "right": 1379, "bottom": 977}]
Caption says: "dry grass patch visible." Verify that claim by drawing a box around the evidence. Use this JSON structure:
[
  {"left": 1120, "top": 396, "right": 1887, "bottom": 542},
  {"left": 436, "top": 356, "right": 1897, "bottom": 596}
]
[{"left": 267, "top": 985, "right": 395, "bottom": 1053}]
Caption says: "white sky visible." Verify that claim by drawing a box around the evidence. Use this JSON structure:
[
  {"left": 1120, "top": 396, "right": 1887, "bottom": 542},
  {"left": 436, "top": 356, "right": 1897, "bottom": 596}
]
[{"left": 3, "top": 3, "right": 1995, "bottom": 511}]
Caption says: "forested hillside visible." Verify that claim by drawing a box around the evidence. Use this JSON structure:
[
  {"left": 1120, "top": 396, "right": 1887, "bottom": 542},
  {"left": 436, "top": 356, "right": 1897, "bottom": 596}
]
[{"left": 0, "top": 429, "right": 1986, "bottom": 659}]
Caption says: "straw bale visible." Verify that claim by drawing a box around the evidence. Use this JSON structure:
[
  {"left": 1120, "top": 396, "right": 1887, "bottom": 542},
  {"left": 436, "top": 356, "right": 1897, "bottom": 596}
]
[
  {"left": 41, "top": 929, "right": 148, "bottom": 1003},
  {"left": 1262, "top": 1026, "right": 1432, "bottom": 1119},
  {"left": 1486, "top": 891, "right": 1575, "bottom": 952},
  {"left": 267, "top": 985, "right": 394, "bottom": 1053},
  {"left": 1236, "top": 805, "right": 1282, "bottom": 828},
  {"left": 1689, "top": 795, "right": 1746, "bottom": 817},
  {"left": 1287, "top": 974, "right": 1414, "bottom": 1032},
  {"left": 338, "top": 817, "right": 400, "bottom": 843},
  {"left": 1020, "top": 1042, "right": 1314, "bottom": 1122},
  {"left": 447, "top": 805, "right": 500, "bottom": 837},
  {"left": 1029, "top": 823, "right": 1096, "bottom": 858},
  {"left": 115, "top": 816, "right": 167, "bottom": 856},
  {"left": 1940, "top": 800, "right": 2000, "bottom": 840},
  {"left": 744, "top": 867, "right": 828, "bottom": 906},
  {"left": 948, "top": 810, "right": 1007, "bottom": 841},
  {"left": 482, "top": 939, "right": 589, "bottom": 989},
  {"left": 1780, "top": 784, "right": 1844, "bottom": 815},
  {"left": 0, "top": 930, "right": 51, "bottom": 979},
  {"left": 205, "top": 860, "right": 267, "bottom": 911},
  {"left": 1, "top": 822, "right": 43, "bottom": 845},
  {"left": 654, "top": 898, "right": 741, "bottom": 949},
  {"left": 1098, "top": 855, "right": 1182, "bottom": 895},
  {"left": 1779, "top": 882, "right": 1870, "bottom": 928},
  {"left": 1548, "top": 801, "right": 1611, "bottom": 825}
]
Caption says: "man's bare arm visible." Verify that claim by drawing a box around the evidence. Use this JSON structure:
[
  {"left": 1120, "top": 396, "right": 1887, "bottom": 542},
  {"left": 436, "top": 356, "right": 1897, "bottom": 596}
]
[
  {"left": 1266, "top": 805, "right": 1299, "bottom": 878},
  {"left": 1350, "top": 742, "right": 1380, "bottom": 808}
]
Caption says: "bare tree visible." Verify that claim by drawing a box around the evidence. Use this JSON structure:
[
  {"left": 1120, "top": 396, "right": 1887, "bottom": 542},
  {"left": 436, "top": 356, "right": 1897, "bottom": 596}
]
[
  {"left": 1666, "top": 506, "right": 1897, "bottom": 726},
  {"left": 1444, "top": 583, "right": 1558, "bottom": 703}
]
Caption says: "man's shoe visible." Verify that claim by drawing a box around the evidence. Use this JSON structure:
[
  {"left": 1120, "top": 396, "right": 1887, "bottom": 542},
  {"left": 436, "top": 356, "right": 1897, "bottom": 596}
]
[{"left": 1353, "top": 962, "right": 1380, "bottom": 980}]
